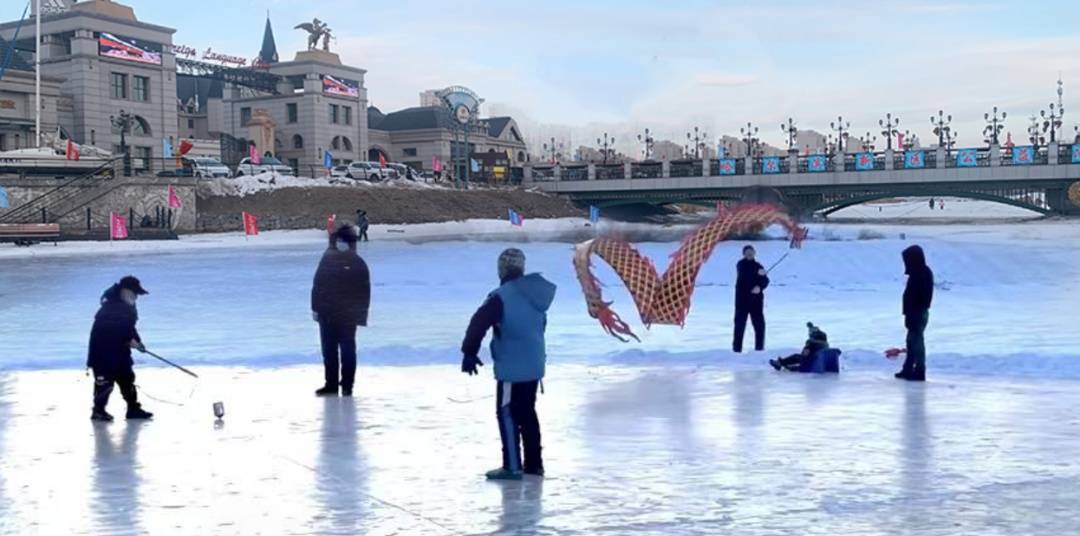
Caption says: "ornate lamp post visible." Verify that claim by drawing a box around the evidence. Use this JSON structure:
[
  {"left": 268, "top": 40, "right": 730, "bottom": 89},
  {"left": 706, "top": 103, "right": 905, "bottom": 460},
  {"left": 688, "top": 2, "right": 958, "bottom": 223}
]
[
  {"left": 739, "top": 122, "right": 759, "bottom": 159},
  {"left": 542, "top": 137, "right": 564, "bottom": 164},
  {"left": 1040, "top": 84, "right": 1064, "bottom": 143},
  {"left": 930, "top": 110, "right": 952, "bottom": 150},
  {"left": 879, "top": 113, "right": 900, "bottom": 151},
  {"left": 110, "top": 110, "right": 133, "bottom": 176},
  {"left": 984, "top": 106, "right": 1007, "bottom": 146},
  {"left": 686, "top": 126, "right": 708, "bottom": 159},
  {"left": 1028, "top": 115, "right": 1045, "bottom": 147},
  {"left": 859, "top": 132, "right": 877, "bottom": 152},
  {"left": 596, "top": 132, "right": 615, "bottom": 165},
  {"left": 901, "top": 130, "right": 919, "bottom": 151},
  {"left": 780, "top": 117, "right": 798, "bottom": 152},
  {"left": 637, "top": 128, "right": 654, "bottom": 160},
  {"left": 830, "top": 116, "right": 851, "bottom": 153},
  {"left": 944, "top": 129, "right": 958, "bottom": 154}
]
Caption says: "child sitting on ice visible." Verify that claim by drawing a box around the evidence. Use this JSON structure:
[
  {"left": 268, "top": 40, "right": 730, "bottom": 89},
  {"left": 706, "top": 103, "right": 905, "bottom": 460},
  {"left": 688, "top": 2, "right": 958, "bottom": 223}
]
[{"left": 769, "top": 322, "right": 840, "bottom": 373}]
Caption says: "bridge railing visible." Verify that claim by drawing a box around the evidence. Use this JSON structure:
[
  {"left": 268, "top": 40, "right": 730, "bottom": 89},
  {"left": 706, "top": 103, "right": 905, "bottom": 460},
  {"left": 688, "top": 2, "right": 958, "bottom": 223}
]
[
  {"left": 670, "top": 159, "right": 703, "bottom": 178},
  {"left": 531, "top": 166, "right": 556, "bottom": 181},
  {"left": 563, "top": 166, "right": 588, "bottom": 181},
  {"left": 631, "top": 162, "right": 662, "bottom": 179},
  {"left": 596, "top": 164, "right": 625, "bottom": 180}
]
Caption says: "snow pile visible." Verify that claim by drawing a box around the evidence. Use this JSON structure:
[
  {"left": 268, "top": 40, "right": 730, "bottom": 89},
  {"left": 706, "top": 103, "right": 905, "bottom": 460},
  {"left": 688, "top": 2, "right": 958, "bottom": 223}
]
[{"left": 199, "top": 173, "right": 451, "bottom": 198}]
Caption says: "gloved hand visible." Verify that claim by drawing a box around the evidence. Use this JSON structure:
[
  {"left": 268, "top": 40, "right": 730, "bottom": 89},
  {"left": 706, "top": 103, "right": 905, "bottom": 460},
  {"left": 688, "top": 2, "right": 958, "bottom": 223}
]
[
  {"left": 130, "top": 339, "right": 145, "bottom": 352},
  {"left": 461, "top": 354, "right": 483, "bottom": 376}
]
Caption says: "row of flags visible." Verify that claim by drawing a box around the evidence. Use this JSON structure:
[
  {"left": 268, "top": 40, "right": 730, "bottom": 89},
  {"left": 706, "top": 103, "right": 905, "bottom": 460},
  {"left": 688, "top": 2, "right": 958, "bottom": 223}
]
[{"left": 106, "top": 185, "right": 184, "bottom": 240}]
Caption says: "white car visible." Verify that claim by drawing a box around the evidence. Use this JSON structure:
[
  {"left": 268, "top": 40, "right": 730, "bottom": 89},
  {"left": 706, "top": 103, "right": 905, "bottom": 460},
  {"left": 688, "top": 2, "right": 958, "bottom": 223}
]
[
  {"left": 235, "top": 156, "right": 295, "bottom": 176},
  {"left": 185, "top": 157, "right": 232, "bottom": 179},
  {"left": 330, "top": 165, "right": 351, "bottom": 179},
  {"left": 345, "top": 161, "right": 386, "bottom": 181},
  {"left": 387, "top": 163, "right": 413, "bottom": 180}
]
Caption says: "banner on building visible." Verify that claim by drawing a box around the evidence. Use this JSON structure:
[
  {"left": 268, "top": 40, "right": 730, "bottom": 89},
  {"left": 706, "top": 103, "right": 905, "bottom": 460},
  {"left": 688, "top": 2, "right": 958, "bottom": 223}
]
[
  {"left": 321, "top": 75, "right": 360, "bottom": 97},
  {"left": 855, "top": 152, "right": 875, "bottom": 171},
  {"left": 109, "top": 212, "right": 128, "bottom": 240},
  {"left": 807, "top": 155, "right": 827, "bottom": 172},
  {"left": 956, "top": 149, "right": 978, "bottom": 167},
  {"left": 904, "top": 150, "right": 926, "bottom": 169},
  {"left": 98, "top": 32, "right": 162, "bottom": 65},
  {"left": 761, "top": 157, "right": 781, "bottom": 174},
  {"left": 717, "top": 158, "right": 736, "bottom": 175},
  {"left": 1012, "top": 146, "right": 1034, "bottom": 165}
]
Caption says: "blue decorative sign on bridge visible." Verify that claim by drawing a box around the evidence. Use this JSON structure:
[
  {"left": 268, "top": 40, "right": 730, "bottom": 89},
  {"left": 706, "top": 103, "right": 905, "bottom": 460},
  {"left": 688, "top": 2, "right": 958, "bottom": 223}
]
[
  {"left": 855, "top": 152, "right": 875, "bottom": 171},
  {"left": 718, "top": 158, "right": 736, "bottom": 175},
  {"left": 807, "top": 155, "right": 827, "bottom": 172},
  {"left": 956, "top": 149, "right": 978, "bottom": 167},
  {"left": 1012, "top": 146, "right": 1034, "bottom": 165},
  {"left": 904, "top": 150, "right": 925, "bottom": 169},
  {"left": 762, "top": 157, "right": 781, "bottom": 174}
]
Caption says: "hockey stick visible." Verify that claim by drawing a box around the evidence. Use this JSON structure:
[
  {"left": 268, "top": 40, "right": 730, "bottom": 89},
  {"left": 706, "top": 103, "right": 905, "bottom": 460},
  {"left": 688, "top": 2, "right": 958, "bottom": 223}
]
[{"left": 140, "top": 349, "right": 199, "bottom": 378}]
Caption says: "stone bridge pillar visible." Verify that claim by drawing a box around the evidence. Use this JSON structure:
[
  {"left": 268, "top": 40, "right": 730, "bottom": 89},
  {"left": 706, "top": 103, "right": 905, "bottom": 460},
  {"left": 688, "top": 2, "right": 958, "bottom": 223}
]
[
  {"left": 1049, "top": 142, "right": 1059, "bottom": 166},
  {"left": 588, "top": 164, "right": 596, "bottom": 181},
  {"left": 990, "top": 143, "right": 1001, "bottom": 166},
  {"left": 935, "top": 147, "right": 946, "bottom": 169},
  {"left": 884, "top": 149, "right": 894, "bottom": 170},
  {"left": 662, "top": 160, "right": 671, "bottom": 178},
  {"left": 787, "top": 152, "right": 798, "bottom": 174},
  {"left": 624, "top": 162, "right": 633, "bottom": 179}
]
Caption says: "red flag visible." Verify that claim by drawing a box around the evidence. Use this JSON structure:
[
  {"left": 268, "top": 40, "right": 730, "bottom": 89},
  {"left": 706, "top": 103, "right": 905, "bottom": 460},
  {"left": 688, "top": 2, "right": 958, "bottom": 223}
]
[
  {"left": 110, "top": 212, "right": 128, "bottom": 240},
  {"left": 378, "top": 154, "right": 387, "bottom": 168},
  {"left": 432, "top": 157, "right": 442, "bottom": 172},
  {"left": 178, "top": 139, "right": 194, "bottom": 156},
  {"left": 242, "top": 212, "right": 259, "bottom": 236},
  {"left": 167, "top": 185, "right": 182, "bottom": 209},
  {"left": 66, "top": 140, "right": 80, "bottom": 161},
  {"left": 249, "top": 145, "right": 262, "bottom": 165},
  {"left": 326, "top": 213, "right": 336, "bottom": 235}
]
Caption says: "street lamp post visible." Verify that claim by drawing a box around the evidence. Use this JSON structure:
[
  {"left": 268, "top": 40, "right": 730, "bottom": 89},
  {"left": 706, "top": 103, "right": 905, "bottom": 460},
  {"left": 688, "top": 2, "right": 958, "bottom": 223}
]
[
  {"left": 879, "top": 113, "right": 900, "bottom": 151},
  {"left": 930, "top": 110, "right": 952, "bottom": 151},
  {"left": 1041, "top": 103, "right": 1064, "bottom": 144},
  {"left": 780, "top": 117, "right": 798, "bottom": 152},
  {"left": 686, "top": 126, "right": 708, "bottom": 159},
  {"left": 1028, "top": 115, "right": 1045, "bottom": 148},
  {"left": 984, "top": 106, "right": 1007, "bottom": 146},
  {"left": 110, "top": 110, "right": 133, "bottom": 176},
  {"left": 859, "top": 132, "right": 877, "bottom": 152},
  {"left": 542, "top": 137, "right": 564, "bottom": 164},
  {"left": 596, "top": 132, "right": 615, "bottom": 165},
  {"left": 901, "top": 130, "right": 919, "bottom": 151},
  {"left": 637, "top": 128, "right": 654, "bottom": 160},
  {"left": 830, "top": 116, "right": 851, "bottom": 153},
  {"left": 739, "top": 122, "right": 759, "bottom": 159}
]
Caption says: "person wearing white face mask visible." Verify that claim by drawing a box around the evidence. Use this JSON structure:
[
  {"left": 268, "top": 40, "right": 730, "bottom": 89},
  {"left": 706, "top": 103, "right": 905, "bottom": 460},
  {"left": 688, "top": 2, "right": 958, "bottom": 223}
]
[
  {"left": 311, "top": 224, "right": 371, "bottom": 396},
  {"left": 87, "top": 276, "right": 153, "bottom": 422}
]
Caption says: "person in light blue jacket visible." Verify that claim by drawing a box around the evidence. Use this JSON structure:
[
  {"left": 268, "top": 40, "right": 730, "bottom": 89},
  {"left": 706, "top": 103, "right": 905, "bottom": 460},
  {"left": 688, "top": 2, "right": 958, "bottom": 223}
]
[{"left": 461, "top": 248, "right": 556, "bottom": 480}]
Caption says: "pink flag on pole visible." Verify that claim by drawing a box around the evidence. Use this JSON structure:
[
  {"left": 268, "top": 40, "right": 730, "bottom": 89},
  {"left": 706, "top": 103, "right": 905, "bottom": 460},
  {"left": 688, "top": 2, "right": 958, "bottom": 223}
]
[
  {"left": 243, "top": 211, "right": 259, "bottom": 236},
  {"left": 326, "top": 213, "right": 336, "bottom": 235},
  {"left": 110, "top": 212, "right": 128, "bottom": 240},
  {"left": 896, "top": 132, "right": 905, "bottom": 149},
  {"left": 433, "top": 157, "right": 442, "bottom": 172},
  {"left": 249, "top": 144, "right": 262, "bottom": 165},
  {"left": 167, "top": 185, "right": 183, "bottom": 209}
]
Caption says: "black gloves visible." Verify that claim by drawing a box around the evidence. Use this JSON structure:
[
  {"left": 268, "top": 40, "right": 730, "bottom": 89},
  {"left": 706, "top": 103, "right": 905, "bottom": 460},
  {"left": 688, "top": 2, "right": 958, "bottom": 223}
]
[{"left": 461, "top": 354, "right": 483, "bottom": 376}]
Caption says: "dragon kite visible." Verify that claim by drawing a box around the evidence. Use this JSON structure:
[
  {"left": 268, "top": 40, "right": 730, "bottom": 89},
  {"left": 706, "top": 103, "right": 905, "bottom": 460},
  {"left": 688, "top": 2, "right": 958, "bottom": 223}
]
[{"left": 573, "top": 203, "right": 808, "bottom": 342}]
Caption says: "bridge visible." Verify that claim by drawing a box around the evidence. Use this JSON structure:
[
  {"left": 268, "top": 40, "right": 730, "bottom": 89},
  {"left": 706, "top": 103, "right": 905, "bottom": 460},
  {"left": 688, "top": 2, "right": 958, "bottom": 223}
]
[{"left": 524, "top": 143, "right": 1080, "bottom": 216}]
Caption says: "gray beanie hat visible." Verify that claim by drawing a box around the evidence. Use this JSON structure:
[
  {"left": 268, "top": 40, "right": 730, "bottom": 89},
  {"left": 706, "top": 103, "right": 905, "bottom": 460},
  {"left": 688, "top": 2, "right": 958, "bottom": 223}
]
[{"left": 498, "top": 248, "right": 526, "bottom": 279}]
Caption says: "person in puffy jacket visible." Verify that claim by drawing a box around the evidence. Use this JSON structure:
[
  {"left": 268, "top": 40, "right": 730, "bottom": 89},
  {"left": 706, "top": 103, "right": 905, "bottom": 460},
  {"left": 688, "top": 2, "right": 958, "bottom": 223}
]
[
  {"left": 770, "top": 322, "right": 830, "bottom": 372},
  {"left": 733, "top": 245, "right": 769, "bottom": 352},
  {"left": 311, "top": 224, "right": 371, "bottom": 396},
  {"left": 461, "top": 248, "right": 556, "bottom": 481},
  {"left": 87, "top": 276, "right": 153, "bottom": 422},
  {"left": 897, "top": 245, "right": 933, "bottom": 381}
]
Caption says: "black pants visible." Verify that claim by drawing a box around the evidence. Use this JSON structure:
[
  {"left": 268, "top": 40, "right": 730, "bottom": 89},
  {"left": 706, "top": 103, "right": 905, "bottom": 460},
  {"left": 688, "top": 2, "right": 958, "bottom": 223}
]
[
  {"left": 319, "top": 321, "right": 357, "bottom": 390},
  {"left": 777, "top": 353, "right": 805, "bottom": 371},
  {"left": 360, "top": 226, "right": 369, "bottom": 242},
  {"left": 496, "top": 380, "right": 542, "bottom": 474},
  {"left": 902, "top": 312, "right": 929, "bottom": 376},
  {"left": 733, "top": 300, "right": 766, "bottom": 352},
  {"left": 93, "top": 367, "right": 139, "bottom": 411}
]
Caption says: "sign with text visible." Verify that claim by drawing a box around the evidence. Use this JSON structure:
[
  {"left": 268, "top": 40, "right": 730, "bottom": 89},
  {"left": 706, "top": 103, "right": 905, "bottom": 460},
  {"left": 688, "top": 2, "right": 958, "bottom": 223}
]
[
  {"left": 956, "top": 148, "right": 978, "bottom": 167},
  {"left": 98, "top": 32, "right": 162, "bottom": 65},
  {"left": 717, "top": 158, "right": 736, "bottom": 175},
  {"left": 855, "top": 152, "right": 875, "bottom": 171},
  {"left": 761, "top": 157, "right": 781, "bottom": 174},
  {"left": 321, "top": 75, "right": 359, "bottom": 98},
  {"left": 807, "top": 155, "right": 827, "bottom": 172},
  {"left": 904, "top": 150, "right": 926, "bottom": 169},
  {"left": 1012, "top": 146, "right": 1034, "bottom": 165}
]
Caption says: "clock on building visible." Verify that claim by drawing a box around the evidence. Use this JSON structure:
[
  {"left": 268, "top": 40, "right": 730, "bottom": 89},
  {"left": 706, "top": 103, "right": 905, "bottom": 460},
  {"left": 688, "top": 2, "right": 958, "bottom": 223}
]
[{"left": 455, "top": 104, "right": 471, "bottom": 125}]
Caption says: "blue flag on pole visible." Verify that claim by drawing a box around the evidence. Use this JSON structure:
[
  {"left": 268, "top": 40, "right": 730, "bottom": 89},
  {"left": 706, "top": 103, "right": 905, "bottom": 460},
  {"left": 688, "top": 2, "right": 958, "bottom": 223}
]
[
  {"left": 0, "top": 186, "right": 9, "bottom": 208},
  {"left": 162, "top": 138, "right": 172, "bottom": 159},
  {"left": 324, "top": 150, "right": 333, "bottom": 169},
  {"left": 508, "top": 208, "right": 524, "bottom": 227},
  {"left": 471, "top": 158, "right": 480, "bottom": 173},
  {"left": 589, "top": 205, "right": 600, "bottom": 224}
]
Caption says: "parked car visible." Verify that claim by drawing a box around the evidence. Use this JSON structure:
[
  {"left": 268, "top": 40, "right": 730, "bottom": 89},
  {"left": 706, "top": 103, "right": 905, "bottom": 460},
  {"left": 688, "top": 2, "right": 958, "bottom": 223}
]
[
  {"left": 185, "top": 157, "right": 232, "bottom": 179},
  {"left": 387, "top": 163, "right": 415, "bottom": 181},
  {"left": 345, "top": 161, "right": 386, "bottom": 181},
  {"left": 330, "top": 165, "right": 351, "bottom": 179},
  {"left": 235, "top": 156, "right": 295, "bottom": 177}
]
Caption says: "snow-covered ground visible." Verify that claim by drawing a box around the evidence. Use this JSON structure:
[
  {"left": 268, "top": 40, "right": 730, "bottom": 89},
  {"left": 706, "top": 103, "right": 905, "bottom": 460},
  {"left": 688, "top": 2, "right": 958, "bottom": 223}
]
[{"left": 1, "top": 203, "right": 1079, "bottom": 534}]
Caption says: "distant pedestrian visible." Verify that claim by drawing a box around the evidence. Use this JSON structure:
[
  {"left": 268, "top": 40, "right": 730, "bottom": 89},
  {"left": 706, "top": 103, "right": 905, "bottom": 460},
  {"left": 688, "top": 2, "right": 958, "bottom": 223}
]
[
  {"left": 733, "top": 245, "right": 769, "bottom": 352},
  {"left": 939, "top": 199, "right": 945, "bottom": 210},
  {"left": 461, "top": 248, "right": 556, "bottom": 480},
  {"left": 355, "top": 210, "right": 370, "bottom": 242},
  {"left": 928, "top": 198, "right": 935, "bottom": 210},
  {"left": 87, "top": 276, "right": 154, "bottom": 421},
  {"left": 311, "top": 225, "right": 371, "bottom": 396},
  {"left": 896, "top": 245, "right": 933, "bottom": 382}
]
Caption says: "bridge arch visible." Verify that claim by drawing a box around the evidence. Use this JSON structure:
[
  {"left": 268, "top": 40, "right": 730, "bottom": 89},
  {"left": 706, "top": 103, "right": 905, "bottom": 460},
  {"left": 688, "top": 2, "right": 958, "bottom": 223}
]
[{"left": 813, "top": 190, "right": 1052, "bottom": 216}]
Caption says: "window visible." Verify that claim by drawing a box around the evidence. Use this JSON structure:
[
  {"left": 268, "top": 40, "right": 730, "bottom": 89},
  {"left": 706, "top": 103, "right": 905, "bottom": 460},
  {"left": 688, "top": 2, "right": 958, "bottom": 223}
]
[
  {"left": 329, "top": 104, "right": 339, "bottom": 124},
  {"left": 403, "top": 148, "right": 417, "bottom": 157},
  {"left": 331, "top": 136, "right": 340, "bottom": 151},
  {"left": 288, "top": 75, "right": 305, "bottom": 92},
  {"left": 133, "top": 76, "right": 149, "bottom": 102},
  {"left": 110, "top": 73, "right": 127, "bottom": 99},
  {"left": 292, "top": 134, "right": 304, "bottom": 149},
  {"left": 240, "top": 107, "right": 252, "bottom": 125},
  {"left": 341, "top": 136, "right": 352, "bottom": 151},
  {"left": 132, "top": 116, "right": 151, "bottom": 137},
  {"left": 287, "top": 103, "right": 298, "bottom": 123},
  {"left": 187, "top": 119, "right": 195, "bottom": 129},
  {"left": 135, "top": 146, "right": 152, "bottom": 171},
  {"left": 344, "top": 106, "right": 352, "bottom": 125}
]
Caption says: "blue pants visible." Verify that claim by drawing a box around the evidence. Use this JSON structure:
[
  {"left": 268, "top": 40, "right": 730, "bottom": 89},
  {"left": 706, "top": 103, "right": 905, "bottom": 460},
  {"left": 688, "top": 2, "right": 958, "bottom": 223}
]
[{"left": 496, "top": 380, "right": 542, "bottom": 474}]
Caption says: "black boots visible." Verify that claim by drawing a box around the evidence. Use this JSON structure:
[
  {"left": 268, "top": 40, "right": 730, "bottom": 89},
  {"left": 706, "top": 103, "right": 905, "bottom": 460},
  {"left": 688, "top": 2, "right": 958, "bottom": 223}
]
[
  {"left": 91, "top": 408, "right": 114, "bottom": 422},
  {"left": 126, "top": 405, "right": 154, "bottom": 420},
  {"left": 895, "top": 370, "right": 926, "bottom": 382},
  {"left": 315, "top": 385, "right": 338, "bottom": 397}
]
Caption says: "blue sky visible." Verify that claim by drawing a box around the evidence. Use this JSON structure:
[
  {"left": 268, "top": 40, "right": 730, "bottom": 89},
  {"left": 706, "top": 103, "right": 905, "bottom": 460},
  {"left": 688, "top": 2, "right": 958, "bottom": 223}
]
[{"left": 8, "top": 1, "right": 1080, "bottom": 152}]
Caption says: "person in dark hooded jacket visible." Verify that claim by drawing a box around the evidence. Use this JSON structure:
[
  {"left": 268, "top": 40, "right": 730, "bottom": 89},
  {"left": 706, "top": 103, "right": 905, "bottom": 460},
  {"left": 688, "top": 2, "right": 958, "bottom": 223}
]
[
  {"left": 311, "top": 224, "right": 371, "bottom": 396},
  {"left": 770, "top": 322, "right": 830, "bottom": 371},
  {"left": 897, "top": 245, "right": 933, "bottom": 381},
  {"left": 87, "top": 276, "right": 153, "bottom": 421},
  {"left": 733, "top": 245, "right": 769, "bottom": 352},
  {"left": 355, "top": 210, "right": 370, "bottom": 242},
  {"left": 461, "top": 248, "right": 557, "bottom": 481}
]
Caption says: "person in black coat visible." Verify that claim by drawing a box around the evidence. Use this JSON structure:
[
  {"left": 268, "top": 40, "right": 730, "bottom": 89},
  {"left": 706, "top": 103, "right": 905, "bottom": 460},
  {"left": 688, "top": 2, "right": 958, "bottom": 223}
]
[
  {"left": 897, "top": 245, "right": 933, "bottom": 381},
  {"left": 312, "top": 225, "right": 371, "bottom": 396},
  {"left": 733, "top": 245, "right": 769, "bottom": 352},
  {"left": 770, "top": 322, "right": 829, "bottom": 371},
  {"left": 355, "top": 210, "right": 370, "bottom": 242},
  {"left": 87, "top": 276, "right": 153, "bottom": 422}
]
